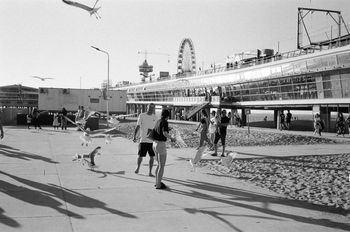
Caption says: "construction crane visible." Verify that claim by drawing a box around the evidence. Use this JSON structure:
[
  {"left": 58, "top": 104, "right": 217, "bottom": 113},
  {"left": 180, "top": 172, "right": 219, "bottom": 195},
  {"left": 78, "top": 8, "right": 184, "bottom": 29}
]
[
  {"left": 137, "top": 50, "right": 171, "bottom": 82},
  {"left": 137, "top": 50, "right": 170, "bottom": 63}
]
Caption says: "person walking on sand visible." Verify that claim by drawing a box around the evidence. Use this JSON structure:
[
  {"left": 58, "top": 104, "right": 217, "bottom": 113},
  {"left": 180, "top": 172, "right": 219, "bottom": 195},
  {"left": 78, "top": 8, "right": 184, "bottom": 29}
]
[
  {"left": 133, "top": 103, "right": 157, "bottom": 176},
  {"left": 208, "top": 110, "right": 217, "bottom": 149},
  {"left": 211, "top": 109, "right": 230, "bottom": 157},
  {"left": 195, "top": 109, "right": 212, "bottom": 149},
  {"left": 153, "top": 109, "right": 176, "bottom": 189}
]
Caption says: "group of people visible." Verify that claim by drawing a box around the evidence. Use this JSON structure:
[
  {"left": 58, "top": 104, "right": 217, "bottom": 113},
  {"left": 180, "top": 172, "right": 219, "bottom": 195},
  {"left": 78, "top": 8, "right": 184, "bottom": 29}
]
[
  {"left": 132, "top": 103, "right": 176, "bottom": 190},
  {"left": 52, "top": 107, "right": 68, "bottom": 130},
  {"left": 131, "top": 103, "right": 235, "bottom": 190},
  {"left": 279, "top": 110, "right": 292, "bottom": 130},
  {"left": 313, "top": 112, "right": 350, "bottom": 136},
  {"left": 26, "top": 107, "right": 42, "bottom": 129},
  {"left": 195, "top": 109, "right": 230, "bottom": 157},
  {"left": 26, "top": 107, "right": 68, "bottom": 130}
]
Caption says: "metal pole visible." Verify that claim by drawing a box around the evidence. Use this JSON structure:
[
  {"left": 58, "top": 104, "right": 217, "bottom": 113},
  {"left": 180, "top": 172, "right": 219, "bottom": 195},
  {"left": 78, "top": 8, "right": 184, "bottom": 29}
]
[
  {"left": 91, "top": 46, "right": 110, "bottom": 127},
  {"left": 106, "top": 52, "right": 109, "bottom": 127}
]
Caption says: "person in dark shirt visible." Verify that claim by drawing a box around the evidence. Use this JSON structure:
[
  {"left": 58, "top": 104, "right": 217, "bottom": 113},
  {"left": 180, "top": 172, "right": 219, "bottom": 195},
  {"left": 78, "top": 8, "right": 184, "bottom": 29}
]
[
  {"left": 60, "top": 107, "right": 68, "bottom": 130},
  {"left": 212, "top": 109, "right": 230, "bottom": 157},
  {"left": 153, "top": 109, "right": 176, "bottom": 190}
]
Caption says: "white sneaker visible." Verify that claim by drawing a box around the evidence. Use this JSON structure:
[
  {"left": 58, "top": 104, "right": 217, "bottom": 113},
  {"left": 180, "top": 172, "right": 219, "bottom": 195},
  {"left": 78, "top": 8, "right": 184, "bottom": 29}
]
[{"left": 189, "top": 159, "right": 196, "bottom": 172}]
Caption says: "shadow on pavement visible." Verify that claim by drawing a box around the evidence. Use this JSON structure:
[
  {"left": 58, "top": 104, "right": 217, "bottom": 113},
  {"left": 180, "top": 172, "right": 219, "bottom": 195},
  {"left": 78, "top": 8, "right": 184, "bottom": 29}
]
[
  {"left": 164, "top": 177, "right": 350, "bottom": 231},
  {"left": 0, "top": 207, "right": 20, "bottom": 228},
  {"left": 184, "top": 207, "right": 282, "bottom": 232},
  {"left": 0, "top": 170, "right": 137, "bottom": 228},
  {"left": 0, "top": 144, "right": 58, "bottom": 164}
]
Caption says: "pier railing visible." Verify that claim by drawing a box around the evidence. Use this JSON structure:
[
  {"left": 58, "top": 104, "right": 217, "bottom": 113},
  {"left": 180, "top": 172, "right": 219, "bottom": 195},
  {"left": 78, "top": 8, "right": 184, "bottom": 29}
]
[{"left": 123, "top": 39, "right": 350, "bottom": 87}]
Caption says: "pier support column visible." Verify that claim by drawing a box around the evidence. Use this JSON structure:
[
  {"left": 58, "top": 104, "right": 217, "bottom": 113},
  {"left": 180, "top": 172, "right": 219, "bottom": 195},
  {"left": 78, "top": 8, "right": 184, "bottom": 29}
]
[
  {"left": 274, "top": 110, "right": 279, "bottom": 129},
  {"left": 241, "top": 109, "right": 247, "bottom": 126},
  {"left": 137, "top": 104, "right": 142, "bottom": 115},
  {"left": 133, "top": 104, "right": 137, "bottom": 114},
  {"left": 320, "top": 106, "right": 331, "bottom": 132},
  {"left": 168, "top": 106, "right": 173, "bottom": 119}
]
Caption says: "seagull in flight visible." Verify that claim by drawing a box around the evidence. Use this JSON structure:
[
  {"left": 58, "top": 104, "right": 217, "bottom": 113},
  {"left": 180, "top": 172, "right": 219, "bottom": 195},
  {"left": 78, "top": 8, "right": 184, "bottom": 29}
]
[
  {"left": 62, "top": 0, "right": 101, "bottom": 19},
  {"left": 31, "top": 76, "right": 54, "bottom": 81}
]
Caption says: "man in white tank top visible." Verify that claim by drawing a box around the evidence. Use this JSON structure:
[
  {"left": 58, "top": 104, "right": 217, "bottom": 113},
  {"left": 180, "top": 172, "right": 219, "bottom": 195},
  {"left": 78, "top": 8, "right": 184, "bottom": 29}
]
[{"left": 133, "top": 103, "right": 157, "bottom": 176}]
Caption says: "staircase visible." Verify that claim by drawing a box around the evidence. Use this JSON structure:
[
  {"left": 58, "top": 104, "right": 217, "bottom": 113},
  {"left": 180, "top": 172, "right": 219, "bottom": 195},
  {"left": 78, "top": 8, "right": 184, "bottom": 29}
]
[{"left": 185, "top": 102, "right": 210, "bottom": 120}]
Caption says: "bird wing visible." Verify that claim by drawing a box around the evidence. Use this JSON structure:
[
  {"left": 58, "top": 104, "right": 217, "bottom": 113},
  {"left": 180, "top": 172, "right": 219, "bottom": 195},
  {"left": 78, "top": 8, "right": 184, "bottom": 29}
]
[
  {"left": 31, "top": 76, "right": 43, "bottom": 80},
  {"left": 63, "top": 115, "right": 87, "bottom": 132},
  {"left": 113, "top": 113, "right": 138, "bottom": 119},
  {"left": 88, "top": 127, "right": 126, "bottom": 137},
  {"left": 62, "top": 0, "right": 93, "bottom": 12}
]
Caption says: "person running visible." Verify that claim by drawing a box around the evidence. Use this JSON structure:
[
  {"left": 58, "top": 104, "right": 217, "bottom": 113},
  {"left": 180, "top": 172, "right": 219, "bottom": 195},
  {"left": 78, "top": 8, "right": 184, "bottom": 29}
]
[
  {"left": 335, "top": 112, "right": 345, "bottom": 137},
  {"left": 133, "top": 103, "right": 157, "bottom": 176},
  {"left": 195, "top": 109, "right": 212, "bottom": 149},
  {"left": 212, "top": 109, "right": 230, "bottom": 157},
  {"left": 153, "top": 109, "right": 176, "bottom": 190}
]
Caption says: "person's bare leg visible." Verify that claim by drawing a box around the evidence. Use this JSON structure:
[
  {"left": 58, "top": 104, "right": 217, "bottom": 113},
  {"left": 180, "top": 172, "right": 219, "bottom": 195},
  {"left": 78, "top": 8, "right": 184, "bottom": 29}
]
[
  {"left": 149, "top": 156, "right": 154, "bottom": 176},
  {"left": 135, "top": 156, "right": 142, "bottom": 174},
  {"left": 155, "top": 153, "right": 167, "bottom": 188}
]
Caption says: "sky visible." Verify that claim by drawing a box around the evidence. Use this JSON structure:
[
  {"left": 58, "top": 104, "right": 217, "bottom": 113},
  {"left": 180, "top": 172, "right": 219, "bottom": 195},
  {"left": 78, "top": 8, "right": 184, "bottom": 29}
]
[{"left": 1, "top": 0, "right": 350, "bottom": 89}]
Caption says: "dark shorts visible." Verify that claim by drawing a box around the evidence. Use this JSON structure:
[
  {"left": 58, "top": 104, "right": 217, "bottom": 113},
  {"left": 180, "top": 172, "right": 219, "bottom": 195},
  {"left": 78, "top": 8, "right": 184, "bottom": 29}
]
[
  {"left": 138, "top": 143, "right": 155, "bottom": 157},
  {"left": 214, "top": 132, "right": 226, "bottom": 146}
]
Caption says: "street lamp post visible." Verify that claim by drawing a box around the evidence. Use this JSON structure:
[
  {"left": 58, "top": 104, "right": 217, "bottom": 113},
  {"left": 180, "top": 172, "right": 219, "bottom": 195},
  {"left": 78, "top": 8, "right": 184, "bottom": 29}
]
[{"left": 91, "top": 46, "right": 110, "bottom": 127}]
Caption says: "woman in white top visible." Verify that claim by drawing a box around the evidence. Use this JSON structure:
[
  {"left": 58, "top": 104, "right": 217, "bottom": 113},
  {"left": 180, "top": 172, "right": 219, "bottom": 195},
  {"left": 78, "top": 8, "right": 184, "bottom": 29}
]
[{"left": 208, "top": 111, "right": 217, "bottom": 148}]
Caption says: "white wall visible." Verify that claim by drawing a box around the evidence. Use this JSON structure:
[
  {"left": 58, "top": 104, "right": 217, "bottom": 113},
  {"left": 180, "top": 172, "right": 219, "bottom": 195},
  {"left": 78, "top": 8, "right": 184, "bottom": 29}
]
[{"left": 38, "top": 88, "right": 126, "bottom": 113}]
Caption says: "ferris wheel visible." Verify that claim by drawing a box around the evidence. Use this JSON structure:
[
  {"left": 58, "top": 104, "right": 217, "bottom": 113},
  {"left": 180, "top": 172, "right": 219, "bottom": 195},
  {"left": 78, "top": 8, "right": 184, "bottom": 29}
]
[{"left": 177, "top": 38, "right": 196, "bottom": 74}]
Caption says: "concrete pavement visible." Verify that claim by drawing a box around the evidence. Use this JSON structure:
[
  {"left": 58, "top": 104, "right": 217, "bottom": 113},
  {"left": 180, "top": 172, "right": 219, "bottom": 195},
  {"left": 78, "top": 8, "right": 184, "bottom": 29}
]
[{"left": 0, "top": 126, "right": 349, "bottom": 232}]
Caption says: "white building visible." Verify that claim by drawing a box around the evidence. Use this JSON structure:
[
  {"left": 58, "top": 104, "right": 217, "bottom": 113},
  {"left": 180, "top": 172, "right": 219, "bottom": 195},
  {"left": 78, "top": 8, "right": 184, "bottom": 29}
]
[{"left": 38, "top": 87, "right": 126, "bottom": 114}]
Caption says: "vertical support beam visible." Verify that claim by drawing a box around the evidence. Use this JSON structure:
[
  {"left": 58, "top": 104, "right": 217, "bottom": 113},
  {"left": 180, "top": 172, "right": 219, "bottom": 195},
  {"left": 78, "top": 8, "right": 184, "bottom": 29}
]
[
  {"left": 273, "top": 110, "right": 281, "bottom": 130},
  {"left": 241, "top": 109, "right": 247, "bottom": 126},
  {"left": 137, "top": 104, "right": 142, "bottom": 115},
  {"left": 274, "top": 110, "right": 279, "bottom": 129},
  {"left": 170, "top": 106, "right": 175, "bottom": 119},
  {"left": 320, "top": 106, "right": 331, "bottom": 132}
]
